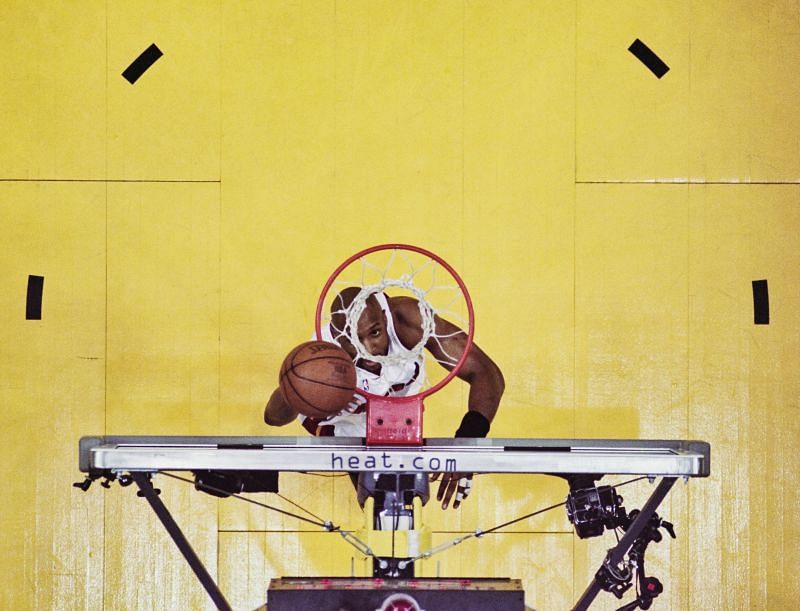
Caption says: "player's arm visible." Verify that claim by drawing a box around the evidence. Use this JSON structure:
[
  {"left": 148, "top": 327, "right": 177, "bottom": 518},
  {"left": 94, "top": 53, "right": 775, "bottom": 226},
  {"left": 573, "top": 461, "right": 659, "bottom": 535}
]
[
  {"left": 391, "top": 297, "right": 505, "bottom": 425},
  {"left": 392, "top": 298, "right": 505, "bottom": 509},
  {"left": 429, "top": 316, "right": 505, "bottom": 509},
  {"left": 264, "top": 388, "right": 298, "bottom": 426},
  {"left": 434, "top": 317, "right": 505, "bottom": 425}
]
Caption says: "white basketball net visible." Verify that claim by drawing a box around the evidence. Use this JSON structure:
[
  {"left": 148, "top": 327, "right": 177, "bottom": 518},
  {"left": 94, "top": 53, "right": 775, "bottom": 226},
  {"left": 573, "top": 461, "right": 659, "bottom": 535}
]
[
  {"left": 342, "top": 279, "right": 436, "bottom": 367},
  {"left": 324, "top": 249, "right": 470, "bottom": 385}
]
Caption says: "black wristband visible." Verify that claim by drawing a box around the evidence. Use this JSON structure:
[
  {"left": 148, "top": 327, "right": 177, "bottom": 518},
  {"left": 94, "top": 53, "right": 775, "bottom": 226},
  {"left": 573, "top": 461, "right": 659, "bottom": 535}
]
[{"left": 455, "top": 411, "right": 490, "bottom": 438}]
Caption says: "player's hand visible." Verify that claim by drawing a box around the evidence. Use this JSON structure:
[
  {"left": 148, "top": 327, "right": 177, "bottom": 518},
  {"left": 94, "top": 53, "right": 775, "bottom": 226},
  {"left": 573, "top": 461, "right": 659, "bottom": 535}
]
[{"left": 430, "top": 472, "right": 473, "bottom": 510}]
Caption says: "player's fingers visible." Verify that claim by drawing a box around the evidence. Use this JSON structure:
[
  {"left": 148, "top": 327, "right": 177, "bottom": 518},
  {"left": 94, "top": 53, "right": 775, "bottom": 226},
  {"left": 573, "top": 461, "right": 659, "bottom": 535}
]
[
  {"left": 452, "top": 477, "right": 473, "bottom": 509},
  {"left": 429, "top": 472, "right": 442, "bottom": 483},
  {"left": 435, "top": 473, "right": 451, "bottom": 501},
  {"left": 436, "top": 473, "right": 456, "bottom": 506},
  {"left": 440, "top": 475, "right": 462, "bottom": 510}
]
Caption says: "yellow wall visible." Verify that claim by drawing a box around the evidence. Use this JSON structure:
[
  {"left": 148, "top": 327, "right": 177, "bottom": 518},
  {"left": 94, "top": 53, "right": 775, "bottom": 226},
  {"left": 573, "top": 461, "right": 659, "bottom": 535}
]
[{"left": 1, "top": 1, "right": 798, "bottom": 609}]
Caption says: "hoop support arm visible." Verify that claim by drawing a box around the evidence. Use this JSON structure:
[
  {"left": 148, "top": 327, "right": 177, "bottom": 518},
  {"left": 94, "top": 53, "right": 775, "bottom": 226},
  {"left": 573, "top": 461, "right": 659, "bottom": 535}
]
[
  {"left": 571, "top": 476, "right": 677, "bottom": 611},
  {"left": 131, "top": 473, "right": 232, "bottom": 611}
]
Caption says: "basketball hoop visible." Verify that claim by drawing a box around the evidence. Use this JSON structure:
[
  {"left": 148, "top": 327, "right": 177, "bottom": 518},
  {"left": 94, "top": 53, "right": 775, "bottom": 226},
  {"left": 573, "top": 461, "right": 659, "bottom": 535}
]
[{"left": 316, "top": 244, "right": 475, "bottom": 444}]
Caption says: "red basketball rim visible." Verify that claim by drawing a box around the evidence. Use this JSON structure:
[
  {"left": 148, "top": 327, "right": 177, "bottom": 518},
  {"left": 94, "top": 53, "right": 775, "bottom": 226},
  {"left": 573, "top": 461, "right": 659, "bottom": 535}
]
[{"left": 315, "top": 243, "right": 475, "bottom": 401}]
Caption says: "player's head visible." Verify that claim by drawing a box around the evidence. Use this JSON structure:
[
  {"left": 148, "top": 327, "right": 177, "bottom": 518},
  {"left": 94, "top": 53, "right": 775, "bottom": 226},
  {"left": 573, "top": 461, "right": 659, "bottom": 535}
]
[{"left": 330, "top": 287, "right": 389, "bottom": 371}]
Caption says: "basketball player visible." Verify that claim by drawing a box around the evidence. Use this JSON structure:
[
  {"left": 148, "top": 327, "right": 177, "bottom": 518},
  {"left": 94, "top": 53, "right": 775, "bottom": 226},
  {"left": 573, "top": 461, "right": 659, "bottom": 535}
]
[{"left": 264, "top": 287, "right": 505, "bottom": 510}]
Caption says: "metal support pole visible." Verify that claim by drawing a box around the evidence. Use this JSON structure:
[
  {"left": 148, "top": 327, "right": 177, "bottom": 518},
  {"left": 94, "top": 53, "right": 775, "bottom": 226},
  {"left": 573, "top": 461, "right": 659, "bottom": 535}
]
[
  {"left": 572, "top": 477, "right": 677, "bottom": 611},
  {"left": 132, "top": 473, "right": 232, "bottom": 611}
]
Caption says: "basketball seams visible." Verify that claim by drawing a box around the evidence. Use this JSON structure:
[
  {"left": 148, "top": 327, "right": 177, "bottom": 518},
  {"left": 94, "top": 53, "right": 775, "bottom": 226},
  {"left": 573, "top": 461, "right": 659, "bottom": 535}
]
[
  {"left": 281, "top": 366, "right": 333, "bottom": 418},
  {"left": 280, "top": 348, "right": 350, "bottom": 373},
  {"left": 288, "top": 341, "right": 351, "bottom": 368},
  {"left": 280, "top": 371, "right": 330, "bottom": 419},
  {"left": 287, "top": 370, "right": 356, "bottom": 391},
  {"left": 279, "top": 341, "right": 356, "bottom": 418},
  {"left": 280, "top": 355, "right": 354, "bottom": 386}
]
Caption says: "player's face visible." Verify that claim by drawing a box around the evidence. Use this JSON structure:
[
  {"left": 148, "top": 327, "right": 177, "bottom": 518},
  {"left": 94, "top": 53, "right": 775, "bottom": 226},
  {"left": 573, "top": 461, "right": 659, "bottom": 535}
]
[
  {"left": 331, "top": 294, "right": 388, "bottom": 374},
  {"left": 351, "top": 299, "right": 388, "bottom": 373}
]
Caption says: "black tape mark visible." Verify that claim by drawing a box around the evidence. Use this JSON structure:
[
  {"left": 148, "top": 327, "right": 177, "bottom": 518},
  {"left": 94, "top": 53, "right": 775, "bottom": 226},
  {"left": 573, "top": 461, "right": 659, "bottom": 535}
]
[
  {"left": 752, "top": 279, "right": 769, "bottom": 325},
  {"left": 628, "top": 39, "right": 670, "bottom": 78},
  {"left": 122, "top": 43, "right": 163, "bottom": 84},
  {"left": 26, "top": 275, "right": 44, "bottom": 320}
]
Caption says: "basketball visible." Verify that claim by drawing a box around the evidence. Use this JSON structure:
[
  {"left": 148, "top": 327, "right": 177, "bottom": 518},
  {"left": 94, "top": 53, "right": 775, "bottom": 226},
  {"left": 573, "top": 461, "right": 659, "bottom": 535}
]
[{"left": 279, "top": 341, "right": 357, "bottom": 419}]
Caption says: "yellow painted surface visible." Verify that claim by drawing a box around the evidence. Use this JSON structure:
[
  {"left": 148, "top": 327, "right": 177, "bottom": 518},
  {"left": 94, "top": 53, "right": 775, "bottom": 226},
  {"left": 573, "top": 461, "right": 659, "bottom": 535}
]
[
  {"left": 687, "top": 185, "right": 800, "bottom": 609},
  {"left": 107, "top": 2, "right": 221, "bottom": 181},
  {"left": 575, "top": 184, "right": 690, "bottom": 440},
  {"left": 0, "top": 183, "right": 106, "bottom": 609},
  {"left": 106, "top": 183, "right": 221, "bottom": 435},
  {"left": 462, "top": 0, "right": 576, "bottom": 442},
  {"left": 0, "top": 3, "right": 106, "bottom": 179},
  {"left": 688, "top": 3, "right": 800, "bottom": 182},
  {"left": 0, "top": 2, "right": 798, "bottom": 610},
  {"left": 577, "top": 1, "right": 691, "bottom": 181}
]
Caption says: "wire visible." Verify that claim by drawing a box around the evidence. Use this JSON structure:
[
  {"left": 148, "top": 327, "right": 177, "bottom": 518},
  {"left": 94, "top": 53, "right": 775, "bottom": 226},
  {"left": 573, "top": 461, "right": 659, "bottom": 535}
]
[
  {"left": 479, "top": 499, "right": 567, "bottom": 536},
  {"left": 275, "top": 492, "right": 326, "bottom": 524},
  {"left": 160, "top": 471, "right": 379, "bottom": 561},
  {"left": 613, "top": 476, "right": 649, "bottom": 488},
  {"left": 163, "top": 471, "right": 653, "bottom": 572},
  {"left": 399, "top": 475, "right": 652, "bottom": 569},
  {"left": 160, "top": 472, "right": 333, "bottom": 530}
]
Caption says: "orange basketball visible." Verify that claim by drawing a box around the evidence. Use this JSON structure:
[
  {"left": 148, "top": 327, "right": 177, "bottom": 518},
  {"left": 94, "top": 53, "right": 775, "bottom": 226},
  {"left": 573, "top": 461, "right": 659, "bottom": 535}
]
[{"left": 279, "top": 341, "right": 357, "bottom": 419}]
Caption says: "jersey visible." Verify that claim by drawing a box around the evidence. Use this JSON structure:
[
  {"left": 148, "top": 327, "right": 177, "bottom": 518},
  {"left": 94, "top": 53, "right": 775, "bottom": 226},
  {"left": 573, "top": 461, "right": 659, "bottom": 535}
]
[{"left": 299, "top": 292, "right": 425, "bottom": 437}]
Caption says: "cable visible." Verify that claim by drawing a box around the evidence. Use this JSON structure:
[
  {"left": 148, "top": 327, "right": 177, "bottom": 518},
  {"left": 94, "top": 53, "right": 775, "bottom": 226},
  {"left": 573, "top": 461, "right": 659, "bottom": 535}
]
[
  {"left": 160, "top": 472, "right": 333, "bottom": 530},
  {"left": 275, "top": 492, "right": 326, "bottom": 524},
  {"left": 479, "top": 499, "right": 567, "bottom": 536},
  {"left": 399, "top": 475, "right": 651, "bottom": 569},
  {"left": 160, "top": 472, "right": 379, "bottom": 562},
  {"left": 163, "top": 471, "right": 652, "bottom": 574}
]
